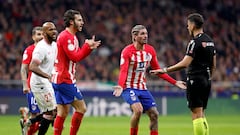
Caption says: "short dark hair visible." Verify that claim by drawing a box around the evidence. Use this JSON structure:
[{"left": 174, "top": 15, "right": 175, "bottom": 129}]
[
  {"left": 63, "top": 9, "right": 81, "bottom": 27},
  {"left": 187, "top": 13, "right": 204, "bottom": 29},
  {"left": 32, "top": 26, "right": 42, "bottom": 35}
]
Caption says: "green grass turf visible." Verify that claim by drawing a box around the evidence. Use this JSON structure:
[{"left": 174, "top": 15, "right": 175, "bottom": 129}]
[{"left": 0, "top": 115, "right": 239, "bottom": 135}]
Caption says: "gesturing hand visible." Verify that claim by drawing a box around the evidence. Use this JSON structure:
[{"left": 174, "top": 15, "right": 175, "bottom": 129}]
[
  {"left": 149, "top": 69, "right": 165, "bottom": 75},
  {"left": 112, "top": 85, "right": 123, "bottom": 97},
  {"left": 175, "top": 81, "right": 187, "bottom": 90},
  {"left": 85, "top": 35, "right": 101, "bottom": 49}
]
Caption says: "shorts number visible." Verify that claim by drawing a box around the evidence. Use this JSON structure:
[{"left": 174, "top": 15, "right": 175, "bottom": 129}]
[{"left": 31, "top": 97, "right": 38, "bottom": 105}]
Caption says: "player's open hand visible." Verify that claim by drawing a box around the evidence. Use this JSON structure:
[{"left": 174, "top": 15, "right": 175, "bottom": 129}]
[
  {"left": 113, "top": 85, "right": 123, "bottom": 97},
  {"left": 175, "top": 81, "right": 187, "bottom": 90},
  {"left": 85, "top": 35, "right": 101, "bottom": 49},
  {"left": 149, "top": 69, "right": 165, "bottom": 74}
]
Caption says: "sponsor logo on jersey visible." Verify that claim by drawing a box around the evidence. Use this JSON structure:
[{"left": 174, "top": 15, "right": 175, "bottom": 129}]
[
  {"left": 67, "top": 39, "right": 75, "bottom": 51},
  {"left": 202, "top": 42, "right": 214, "bottom": 48}
]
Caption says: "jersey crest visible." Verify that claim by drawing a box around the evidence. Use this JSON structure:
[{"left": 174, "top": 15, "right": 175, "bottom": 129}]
[{"left": 67, "top": 39, "right": 75, "bottom": 51}]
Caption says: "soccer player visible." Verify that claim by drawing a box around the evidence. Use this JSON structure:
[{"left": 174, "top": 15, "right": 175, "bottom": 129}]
[
  {"left": 26, "top": 22, "right": 58, "bottom": 135},
  {"left": 20, "top": 26, "right": 45, "bottom": 135},
  {"left": 150, "top": 13, "right": 216, "bottom": 135},
  {"left": 52, "top": 9, "right": 101, "bottom": 135},
  {"left": 113, "top": 25, "right": 186, "bottom": 135}
]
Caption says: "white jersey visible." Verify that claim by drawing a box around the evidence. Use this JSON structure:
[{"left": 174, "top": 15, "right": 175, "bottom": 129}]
[
  {"left": 30, "top": 39, "right": 57, "bottom": 112},
  {"left": 30, "top": 39, "right": 57, "bottom": 91}
]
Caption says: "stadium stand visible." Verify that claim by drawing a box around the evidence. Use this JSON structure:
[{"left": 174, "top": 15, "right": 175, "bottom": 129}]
[{"left": 0, "top": 0, "right": 239, "bottom": 92}]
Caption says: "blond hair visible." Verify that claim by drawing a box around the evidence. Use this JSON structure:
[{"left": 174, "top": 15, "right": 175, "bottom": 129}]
[{"left": 131, "top": 25, "right": 146, "bottom": 42}]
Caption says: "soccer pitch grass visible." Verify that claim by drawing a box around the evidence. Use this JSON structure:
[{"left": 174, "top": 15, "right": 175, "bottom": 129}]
[{"left": 0, "top": 115, "right": 239, "bottom": 135}]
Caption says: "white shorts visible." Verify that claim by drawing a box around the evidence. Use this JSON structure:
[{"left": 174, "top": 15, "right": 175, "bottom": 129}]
[{"left": 31, "top": 84, "right": 57, "bottom": 113}]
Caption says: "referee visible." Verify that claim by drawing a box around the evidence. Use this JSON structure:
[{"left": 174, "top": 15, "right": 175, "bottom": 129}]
[{"left": 150, "top": 13, "right": 216, "bottom": 135}]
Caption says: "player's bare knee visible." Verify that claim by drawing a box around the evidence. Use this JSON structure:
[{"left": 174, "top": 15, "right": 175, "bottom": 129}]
[
  {"left": 147, "top": 109, "right": 159, "bottom": 121},
  {"left": 74, "top": 105, "right": 87, "bottom": 114},
  {"left": 133, "top": 109, "right": 143, "bottom": 117},
  {"left": 57, "top": 108, "right": 69, "bottom": 118},
  {"left": 150, "top": 112, "right": 158, "bottom": 121},
  {"left": 191, "top": 107, "right": 203, "bottom": 119},
  {"left": 80, "top": 106, "right": 87, "bottom": 113}
]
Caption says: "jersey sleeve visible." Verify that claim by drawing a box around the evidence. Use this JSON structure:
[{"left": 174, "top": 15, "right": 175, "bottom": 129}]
[
  {"left": 22, "top": 47, "right": 32, "bottom": 64},
  {"left": 118, "top": 48, "right": 130, "bottom": 88},
  {"left": 150, "top": 47, "right": 176, "bottom": 85},
  {"left": 59, "top": 35, "right": 92, "bottom": 62},
  {"left": 32, "top": 45, "right": 45, "bottom": 63},
  {"left": 186, "top": 40, "right": 196, "bottom": 57}
]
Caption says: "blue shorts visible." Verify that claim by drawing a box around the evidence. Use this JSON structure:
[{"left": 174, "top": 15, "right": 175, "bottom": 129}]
[
  {"left": 52, "top": 83, "right": 83, "bottom": 104},
  {"left": 27, "top": 91, "right": 40, "bottom": 113},
  {"left": 121, "top": 88, "right": 156, "bottom": 111}
]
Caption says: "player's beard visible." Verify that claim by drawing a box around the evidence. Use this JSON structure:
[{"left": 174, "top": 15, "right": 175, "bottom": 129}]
[
  {"left": 46, "top": 33, "right": 56, "bottom": 43},
  {"left": 73, "top": 21, "right": 82, "bottom": 32}
]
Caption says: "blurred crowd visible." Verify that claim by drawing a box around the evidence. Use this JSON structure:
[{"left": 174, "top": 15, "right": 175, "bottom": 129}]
[{"left": 0, "top": 0, "right": 239, "bottom": 86}]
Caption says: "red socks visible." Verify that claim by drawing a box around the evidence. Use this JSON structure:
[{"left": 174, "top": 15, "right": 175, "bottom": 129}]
[
  {"left": 70, "top": 112, "right": 84, "bottom": 135},
  {"left": 150, "top": 130, "right": 158, "bottom": 135},
  {"left": 27, "top": 122, "right": 39, "bottom": 135},
  {"left": 130, "top": 128, "right": 158, "bottom": 135},
  {"left": 130, "top": 127, "right": 138, "bottom": 135},
  {"left": 54, "top": 112, "right": 84, "bottom": 135},
  {"left": 54, "top": 115, "right": 65, "bottom": 135}
]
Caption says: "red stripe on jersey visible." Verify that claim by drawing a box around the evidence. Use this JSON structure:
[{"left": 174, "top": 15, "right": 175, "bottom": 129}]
[
  {"left": 143, "top": 59, "right": 149, "bottom": 89},
  {"left": 72, "top": 62, "right": 76, "bottom": 82},
  {"left": 137, "top": 51, "right": 144, "bottom": 89},
  {"left": 130, "top": 54, "right": 137, "bottom": 88}
]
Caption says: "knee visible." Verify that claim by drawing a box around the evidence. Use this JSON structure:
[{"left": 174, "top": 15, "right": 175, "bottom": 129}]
[
  {"left": 133, "top": 109, "right": 143, "bottom": 117},
  {"left": 80, "top": 106, "right": 87, "bottom": 113},
  {"left": 149, "top": 111, "right": 159, "bottom": 121},
  {"left": 75, "top": 105, "right": 87, "bottom": 114},
  {"left": 58, "top": 109, "right": 69, "bottom": 118},
  {"left": 191, "top": 108, "right": 203, "bottom": 119},
  {"left": 191, "top": 112, "right": 203, "bottom": 119}
]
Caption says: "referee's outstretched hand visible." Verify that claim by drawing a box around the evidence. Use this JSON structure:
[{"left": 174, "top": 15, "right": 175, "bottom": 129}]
[
  {"left": 175, "top": 81, "right": 187, "bottom": 90},
  {"left": 149, "top": 69, "right": 165, "bottom": 74}
]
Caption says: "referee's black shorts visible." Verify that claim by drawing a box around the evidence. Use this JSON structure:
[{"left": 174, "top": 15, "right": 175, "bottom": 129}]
[{"left": 186, "top": 74, "right": 211, "bottom": 109}]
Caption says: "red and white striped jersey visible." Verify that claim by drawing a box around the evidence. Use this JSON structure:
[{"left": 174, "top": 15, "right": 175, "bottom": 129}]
[
  {"left": 52, "top": 29, "right": 92, "bottom": 84},
  {"left": 118, "top": 44, "right": 176, "bottom": 90}
]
